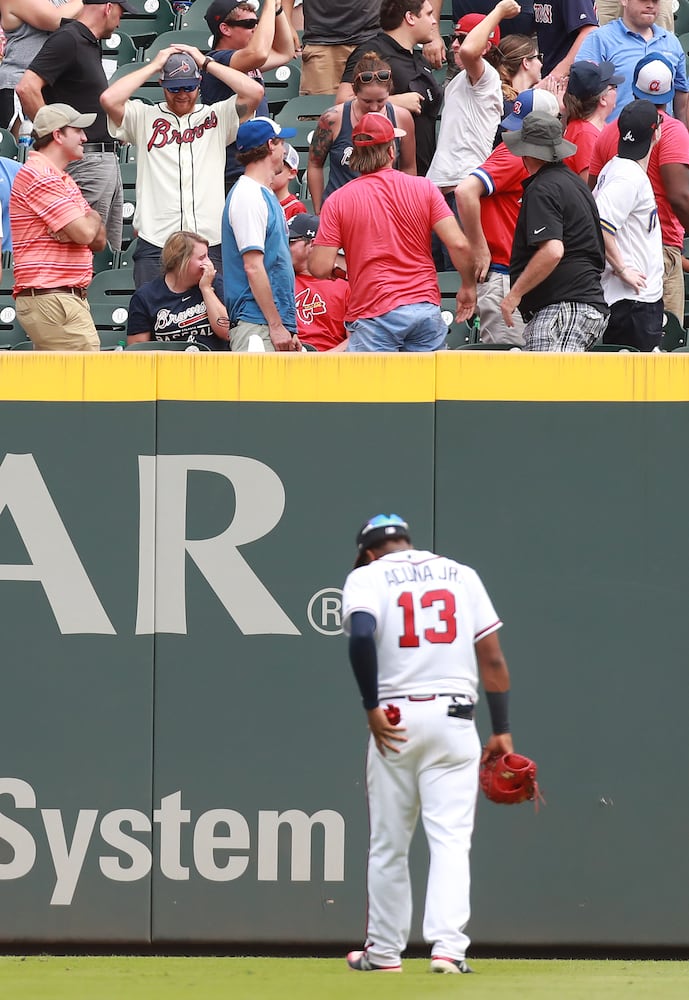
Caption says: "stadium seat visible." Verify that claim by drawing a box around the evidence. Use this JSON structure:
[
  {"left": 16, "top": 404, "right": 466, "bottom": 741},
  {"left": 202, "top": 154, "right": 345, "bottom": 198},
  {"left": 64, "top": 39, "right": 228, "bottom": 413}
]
[
  {"left": 87, "top": 269, "right": 137, "bottom": 337},
  {"left": 276, "top": 95, "right": 336, "bottom": 137},
  {"left": 125, "top": 339, "right": 212, "bottom": 350},
  {"left": 0, "top": 283, "right": 31, "bottom": 349},
  {"left": 587, "top": 343, "right": 640, "bottom": 352},
  {"left": 119, "top": 161, "right": 138, "bottom": 250},
  {"left": 92, "top": 243, "right": 116, "bottom": 274},
  {"left": 177, "top": 0, "right": 216, "bottom": 32},
  {"left": 101, "top": 30, "right": 139, "bottom": 79},
  {"left": 119, "top": 0, "right": 176, "bottom": 53},
  {"left": 0, "top": 128, "right": 19, "bottom": 161},
  {"left": 108, "top": 62, "right": 165, "bottom": 105},
  {"left": 672, "top": 345, "right": 689, "bottom": 352},
  {"left": 659, "top": 311, "right": 687, "bottom": 351},
  {"left": 117, "top": 238, "right": 138, "bottom": 271},
  {"left": 143, "top": 28, "right": 213, "bottom": 62},
  {"left": 10, "top": 339, "right": 34, "bottom": 350},
  {"left": 263, "top": 61, "right": 302, "bottom": 115},
  {"left": 456, "top": 342, "right": 522, "bottom": 350},
  {"left": 675, "top": 0, "right": 689, "bottom": 38}
]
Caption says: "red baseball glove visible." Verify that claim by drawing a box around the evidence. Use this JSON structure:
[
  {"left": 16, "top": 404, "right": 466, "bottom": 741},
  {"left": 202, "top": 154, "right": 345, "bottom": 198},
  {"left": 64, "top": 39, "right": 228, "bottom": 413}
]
[{"left": 480, "top": 752, "right": 542, "bottom": 807}]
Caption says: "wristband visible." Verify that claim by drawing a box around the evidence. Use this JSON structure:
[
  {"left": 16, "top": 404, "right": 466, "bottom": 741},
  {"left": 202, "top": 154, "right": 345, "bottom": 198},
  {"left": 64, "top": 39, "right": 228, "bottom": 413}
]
[
  {"left": 202, "top": 56, "right": 212, "bottom": 73},
  {"left": 485, "top": 690, "right": 510, "bottom": 734}
]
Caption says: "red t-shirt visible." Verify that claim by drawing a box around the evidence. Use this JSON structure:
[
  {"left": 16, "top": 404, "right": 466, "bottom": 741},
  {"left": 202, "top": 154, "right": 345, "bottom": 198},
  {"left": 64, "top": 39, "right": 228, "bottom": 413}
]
[
  {"left": 470, "top": 142, "right": 527, "bottom": 269},
  {"left": 315, "top": 168, "right": 452, "bottom": 321},
  {"left": 280, "top": 192, "right": 307, "bottom": 221},
  {"left": 295, "top": 272, "right": 349, "bottom": 350},
  {"left": 590, "top": 110, "right": 689, "bottom": 249},
  {"left": 563, "top": 118, "right": 601, "bottom": 177}
]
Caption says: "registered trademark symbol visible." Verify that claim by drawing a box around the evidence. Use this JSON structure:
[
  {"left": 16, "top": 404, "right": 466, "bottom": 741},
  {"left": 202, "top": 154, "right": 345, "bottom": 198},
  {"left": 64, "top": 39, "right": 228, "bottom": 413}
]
[{"left": 307, "top": 588, "right": 343, "bottom": 635}]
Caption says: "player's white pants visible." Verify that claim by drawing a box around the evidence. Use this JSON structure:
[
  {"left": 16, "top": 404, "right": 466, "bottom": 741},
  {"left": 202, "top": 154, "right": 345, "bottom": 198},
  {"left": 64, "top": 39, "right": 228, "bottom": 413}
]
[{"left": 362, "top": 696, "right": 481, "bottom": 966}]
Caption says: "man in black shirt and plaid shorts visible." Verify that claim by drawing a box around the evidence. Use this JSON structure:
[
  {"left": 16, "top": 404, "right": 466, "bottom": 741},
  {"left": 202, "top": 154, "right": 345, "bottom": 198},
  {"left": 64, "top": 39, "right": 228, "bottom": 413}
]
[{"left": 500, "top": 111, "right": 609, "bottom": 352}]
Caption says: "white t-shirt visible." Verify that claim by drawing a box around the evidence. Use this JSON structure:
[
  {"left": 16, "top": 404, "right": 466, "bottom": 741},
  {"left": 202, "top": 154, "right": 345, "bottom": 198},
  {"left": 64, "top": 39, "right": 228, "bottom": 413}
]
[
  {"left": 426, "top": 62, "right": 503, "bottom": 188},
  {"left": 593, "top": 155, "right": 663, "bottom": 306},
  {"left": 342, "top": 548, "right": 502, "bottom": 700}
]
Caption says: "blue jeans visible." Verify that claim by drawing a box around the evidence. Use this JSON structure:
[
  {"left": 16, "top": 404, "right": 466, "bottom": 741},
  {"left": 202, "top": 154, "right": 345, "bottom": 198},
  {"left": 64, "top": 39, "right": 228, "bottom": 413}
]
[{"left": 346, "top": 302, "right": 448, "bottom": 352}]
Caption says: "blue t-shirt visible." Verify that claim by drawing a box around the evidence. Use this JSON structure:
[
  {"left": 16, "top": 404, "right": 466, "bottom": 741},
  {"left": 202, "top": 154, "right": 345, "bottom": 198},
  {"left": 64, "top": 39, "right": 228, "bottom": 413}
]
[
  {"left": 127, "top": 273, "right": 229, "bottom": 350},
  {"left": 576, "top": 20, "right": 688, "bottom": 122},
  {"left": 221, "top": 176, "right": 297, "bottom": 331},
  {"left": 0, "top": 156, "right": 21, "bottom": 252},
  {"left": 199, "top": 49, "right": 269, "bottom": 183}
]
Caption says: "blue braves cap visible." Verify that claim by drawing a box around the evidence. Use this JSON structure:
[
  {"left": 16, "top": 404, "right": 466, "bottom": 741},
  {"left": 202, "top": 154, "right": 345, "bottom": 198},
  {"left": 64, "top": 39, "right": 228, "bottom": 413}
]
[
  {"left": 236, "top": 116, "right": 297, "bottom": 152},
  {"left": 632, "top": 53, "right": 675, "bottom": 104},
  {"left": 501, "top": 88, "right": 560, "bottom": 130}
]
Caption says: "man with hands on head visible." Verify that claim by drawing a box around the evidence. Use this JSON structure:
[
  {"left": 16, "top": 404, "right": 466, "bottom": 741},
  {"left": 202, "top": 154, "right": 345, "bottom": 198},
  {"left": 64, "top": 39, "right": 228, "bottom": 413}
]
[{"left": 100, "top": 43, "right": 264, "bottom": 287}]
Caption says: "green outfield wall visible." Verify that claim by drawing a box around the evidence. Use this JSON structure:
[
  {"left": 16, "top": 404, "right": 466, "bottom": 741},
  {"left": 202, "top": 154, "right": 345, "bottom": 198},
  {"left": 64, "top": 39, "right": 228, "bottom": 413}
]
[{"left": 0, "top": 352, "right": 687, "bottom": 948}]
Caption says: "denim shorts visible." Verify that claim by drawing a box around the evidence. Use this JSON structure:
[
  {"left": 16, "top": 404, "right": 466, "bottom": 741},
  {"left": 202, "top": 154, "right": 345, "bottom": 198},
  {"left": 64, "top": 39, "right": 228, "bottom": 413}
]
[{"left": 346, "top": 302, "right": 448, "bottom": 352}]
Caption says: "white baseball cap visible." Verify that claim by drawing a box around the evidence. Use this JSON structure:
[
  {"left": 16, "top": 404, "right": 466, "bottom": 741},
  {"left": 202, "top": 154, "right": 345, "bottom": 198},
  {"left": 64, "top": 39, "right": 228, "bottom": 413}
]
[{"left": 632, "top": 53, "right": 675, "bottom": 104}]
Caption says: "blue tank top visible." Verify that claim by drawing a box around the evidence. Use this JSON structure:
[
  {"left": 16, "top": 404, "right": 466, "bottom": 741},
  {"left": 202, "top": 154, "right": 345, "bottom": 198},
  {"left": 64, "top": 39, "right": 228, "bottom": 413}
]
[{"left": 323, "top": 101, "right": 400, "bottom": 203}]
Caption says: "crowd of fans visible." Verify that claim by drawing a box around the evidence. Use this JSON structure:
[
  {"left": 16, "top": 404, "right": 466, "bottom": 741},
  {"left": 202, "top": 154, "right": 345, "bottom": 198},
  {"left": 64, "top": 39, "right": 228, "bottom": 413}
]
[{"left": 1, "top": 0, "right": 688, "bottom": 352}]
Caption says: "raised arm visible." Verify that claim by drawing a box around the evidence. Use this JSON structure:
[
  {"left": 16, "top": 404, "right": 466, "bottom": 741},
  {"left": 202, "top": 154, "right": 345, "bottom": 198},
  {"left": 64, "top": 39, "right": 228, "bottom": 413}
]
[
  {"left": 3, "top": 0, "right": 83, "bottom": 33},
  {"left": 173, "top": 43, "right": 264, "bottom": 118},
  {"left": 101, "top": 46, "right": 176, "bottom": 127},
  {"left": 460, "top": 0, "right": 521, "bottom": 86}
]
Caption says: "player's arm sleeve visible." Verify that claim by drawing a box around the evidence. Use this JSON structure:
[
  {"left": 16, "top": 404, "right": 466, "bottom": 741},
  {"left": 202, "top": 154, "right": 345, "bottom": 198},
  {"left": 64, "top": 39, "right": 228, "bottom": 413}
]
[
  {"left": 593, "top": 172, "right": 632, "bottom": 232},
  {"left": 108, "top": 100, "right": 145, "bottom": 145},
  {"left": 228, "top": 187, "right": 269, "bottom": 254},
  {"left": 348, "top": 611, "right": 379, "bottom": 710}
]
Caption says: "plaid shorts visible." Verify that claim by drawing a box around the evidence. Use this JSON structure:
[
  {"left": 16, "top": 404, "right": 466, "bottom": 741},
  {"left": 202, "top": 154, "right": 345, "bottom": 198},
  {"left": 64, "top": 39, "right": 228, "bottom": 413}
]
[{"left": 523, "top": 301, "right": 608, "bottom": 352}]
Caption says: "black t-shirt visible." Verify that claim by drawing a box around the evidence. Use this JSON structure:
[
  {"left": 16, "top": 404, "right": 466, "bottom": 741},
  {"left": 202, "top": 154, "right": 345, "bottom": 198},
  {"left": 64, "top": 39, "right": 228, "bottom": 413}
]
[
  {"left": 127, "top": 274, "right": 229, "bottom": 351},
  {"left": 303, "top": 0, "right": 379, "bottom": 46},
  {"left": 28, "top": 19, "right": 110, "bottom": 142},
  {"left": 510, "top": 162, "right": 607, "bottom": 318},
  {"left": 342, "top": 32, "right": 443, "bottom": 177}
]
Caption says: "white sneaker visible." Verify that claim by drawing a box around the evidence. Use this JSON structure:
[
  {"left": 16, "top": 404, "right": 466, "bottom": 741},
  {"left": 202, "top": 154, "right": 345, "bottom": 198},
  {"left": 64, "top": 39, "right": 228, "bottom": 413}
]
[
  {"left": 346, "top": 950, "right": 402, "bottom": 972},
  {"left": 430, "top": 956, "right": 474, "bottom": 974}
]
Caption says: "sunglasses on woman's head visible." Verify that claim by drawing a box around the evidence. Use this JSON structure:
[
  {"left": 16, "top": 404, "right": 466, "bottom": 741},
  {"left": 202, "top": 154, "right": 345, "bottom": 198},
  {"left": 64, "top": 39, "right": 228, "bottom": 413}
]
[{"left": 356, "top": 70, "right": 392, "bottom": 83}]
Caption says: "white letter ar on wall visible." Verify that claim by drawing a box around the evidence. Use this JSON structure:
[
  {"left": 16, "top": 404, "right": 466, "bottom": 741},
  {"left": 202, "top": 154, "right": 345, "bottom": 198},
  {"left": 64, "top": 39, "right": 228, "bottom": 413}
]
[
  {"left": 0, "top": 454, "right": 115, "bottom": 634},
  {"left": 136, "top": 456, "right": 299, "bottom": 635}
]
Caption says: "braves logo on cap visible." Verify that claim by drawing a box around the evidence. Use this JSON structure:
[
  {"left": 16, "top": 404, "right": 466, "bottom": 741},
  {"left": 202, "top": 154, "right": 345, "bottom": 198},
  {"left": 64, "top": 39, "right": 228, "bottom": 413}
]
[
  {"left": 169, "top": 57, "right": 195, "bottom": 79},
  {"left": 513, "top": 100, "right": 522, "bottom": 115},
  {"left": 622, "top": 130, "right": 635, "bottom": 141},
  {"left": 648, "top": 79, "right": 661, "bottom": 92}
]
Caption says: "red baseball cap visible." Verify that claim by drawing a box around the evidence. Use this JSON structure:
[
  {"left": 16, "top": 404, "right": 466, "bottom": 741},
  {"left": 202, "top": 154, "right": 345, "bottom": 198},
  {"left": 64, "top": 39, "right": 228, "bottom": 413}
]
[
  {"left": 455, "top": 13, "right": 501, "bottom": 45},
  {"left": 352, "top": 112, "right": 407, "bottom": 147}
]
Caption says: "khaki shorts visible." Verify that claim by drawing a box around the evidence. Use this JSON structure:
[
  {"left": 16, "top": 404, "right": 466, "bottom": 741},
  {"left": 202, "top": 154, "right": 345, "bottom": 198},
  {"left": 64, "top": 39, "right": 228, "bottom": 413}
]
[
  {"left": 478, "top": 271, "right": 525, "bottom": 347},
  {"left": 299, "top": 43, "right": 356, "bottom": 95},
  {"left": 15, "top": 292, "right": 100, "bottom": 351},
  {"left": 229, "top": 320, "right": 276, "bottom": 353},
  {"left": 662, "top": 244, "right": 684, "bottom": 322}
]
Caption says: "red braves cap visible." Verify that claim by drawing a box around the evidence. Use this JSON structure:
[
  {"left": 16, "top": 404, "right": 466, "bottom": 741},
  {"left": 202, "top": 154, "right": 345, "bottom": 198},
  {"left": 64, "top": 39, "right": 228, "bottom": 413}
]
[
  {"left": 456, "top": 13, "right": 500, "bottom": 45},
  {"left": 352, "top": 112, "right": 406, "bottom": 147}
]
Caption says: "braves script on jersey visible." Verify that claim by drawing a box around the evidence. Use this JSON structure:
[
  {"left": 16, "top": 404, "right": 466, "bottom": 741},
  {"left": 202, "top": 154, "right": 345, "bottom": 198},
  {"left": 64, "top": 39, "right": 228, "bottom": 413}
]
[{"left": 342, "top": 548, "right": 502, "bottom": 699}]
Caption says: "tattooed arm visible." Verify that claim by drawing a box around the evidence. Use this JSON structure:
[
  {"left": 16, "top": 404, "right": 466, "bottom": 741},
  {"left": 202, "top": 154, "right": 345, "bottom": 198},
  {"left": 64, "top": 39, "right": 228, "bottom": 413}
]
[{"left": 307, "top": 106, "right": 340, "bottom": 215}]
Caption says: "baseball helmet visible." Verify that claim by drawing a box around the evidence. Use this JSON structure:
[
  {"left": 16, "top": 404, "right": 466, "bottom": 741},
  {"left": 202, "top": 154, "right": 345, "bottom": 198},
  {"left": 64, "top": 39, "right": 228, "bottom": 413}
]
[{"left": 354, "top": 513, "right": 411, "bottom": 567}]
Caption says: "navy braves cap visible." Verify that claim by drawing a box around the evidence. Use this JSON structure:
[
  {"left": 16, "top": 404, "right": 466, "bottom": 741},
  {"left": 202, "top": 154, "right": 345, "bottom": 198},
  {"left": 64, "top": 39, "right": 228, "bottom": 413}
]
[
  {"left": 204, "top": 0, "right": 259, "bottom": 36},
  {"left": 236, "top": 116, "right": 297, "bottom": 151},
  {"left": 617, "top": 99, "right": 661, "bottom": 160},
  {"left": 354, "top": 514, "right": 411, "bottom": 568},
  {"left": 83, "top": 0, "right": 137, "bottom": 12}
]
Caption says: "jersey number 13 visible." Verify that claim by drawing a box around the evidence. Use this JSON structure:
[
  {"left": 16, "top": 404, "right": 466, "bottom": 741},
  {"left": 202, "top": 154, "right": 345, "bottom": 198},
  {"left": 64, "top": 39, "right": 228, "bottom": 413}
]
[{"left": 397, "top": 589, "right": 457, "bottom": 647}]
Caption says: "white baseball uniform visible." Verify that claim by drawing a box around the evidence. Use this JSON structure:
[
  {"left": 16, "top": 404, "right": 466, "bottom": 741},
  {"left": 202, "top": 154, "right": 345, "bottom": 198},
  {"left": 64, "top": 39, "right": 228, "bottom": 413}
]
[
  {"left": 342, "top": 548, "right": 502, "bottom": 967},
  {"left": 108, "top": 98, "right": 239, "bottom": 247}
]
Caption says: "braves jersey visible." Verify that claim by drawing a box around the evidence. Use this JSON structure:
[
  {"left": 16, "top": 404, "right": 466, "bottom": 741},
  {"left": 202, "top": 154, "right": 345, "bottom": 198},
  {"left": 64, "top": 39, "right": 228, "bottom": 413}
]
[
  {"left": 342, "top": 549, "right": 502, "bottom": 700},
  {"left": 108, "top": 97, "right": 239, "bottom": 247},
  {"left": 294, "top": 272, "right": 349, "bottom": 350}
]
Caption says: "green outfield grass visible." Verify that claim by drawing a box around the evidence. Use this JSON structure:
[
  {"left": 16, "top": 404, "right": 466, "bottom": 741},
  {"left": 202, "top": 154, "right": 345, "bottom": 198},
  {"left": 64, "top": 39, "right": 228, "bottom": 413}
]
[{"left": 1, "top": 956, "right": 688, "bottom": 1000}]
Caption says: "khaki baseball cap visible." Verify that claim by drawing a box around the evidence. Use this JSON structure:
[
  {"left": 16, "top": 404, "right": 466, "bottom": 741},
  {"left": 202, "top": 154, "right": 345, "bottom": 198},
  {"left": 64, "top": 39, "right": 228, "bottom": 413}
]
[{"left": 33, "top": 103, "right": 96, "bottom": 138}]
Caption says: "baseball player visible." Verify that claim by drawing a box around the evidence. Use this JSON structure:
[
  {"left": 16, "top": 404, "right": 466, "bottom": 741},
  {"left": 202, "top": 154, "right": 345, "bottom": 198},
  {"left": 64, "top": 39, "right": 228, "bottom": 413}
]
[{"left": 341, "top": 514, "right": 514, "bottom": 973}]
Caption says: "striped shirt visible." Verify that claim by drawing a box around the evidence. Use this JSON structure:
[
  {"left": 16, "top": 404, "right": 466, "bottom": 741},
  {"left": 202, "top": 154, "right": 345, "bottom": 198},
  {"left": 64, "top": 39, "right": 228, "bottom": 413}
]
[{"left": 9, "top": 150, "right": 93, "bottom": 294}]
